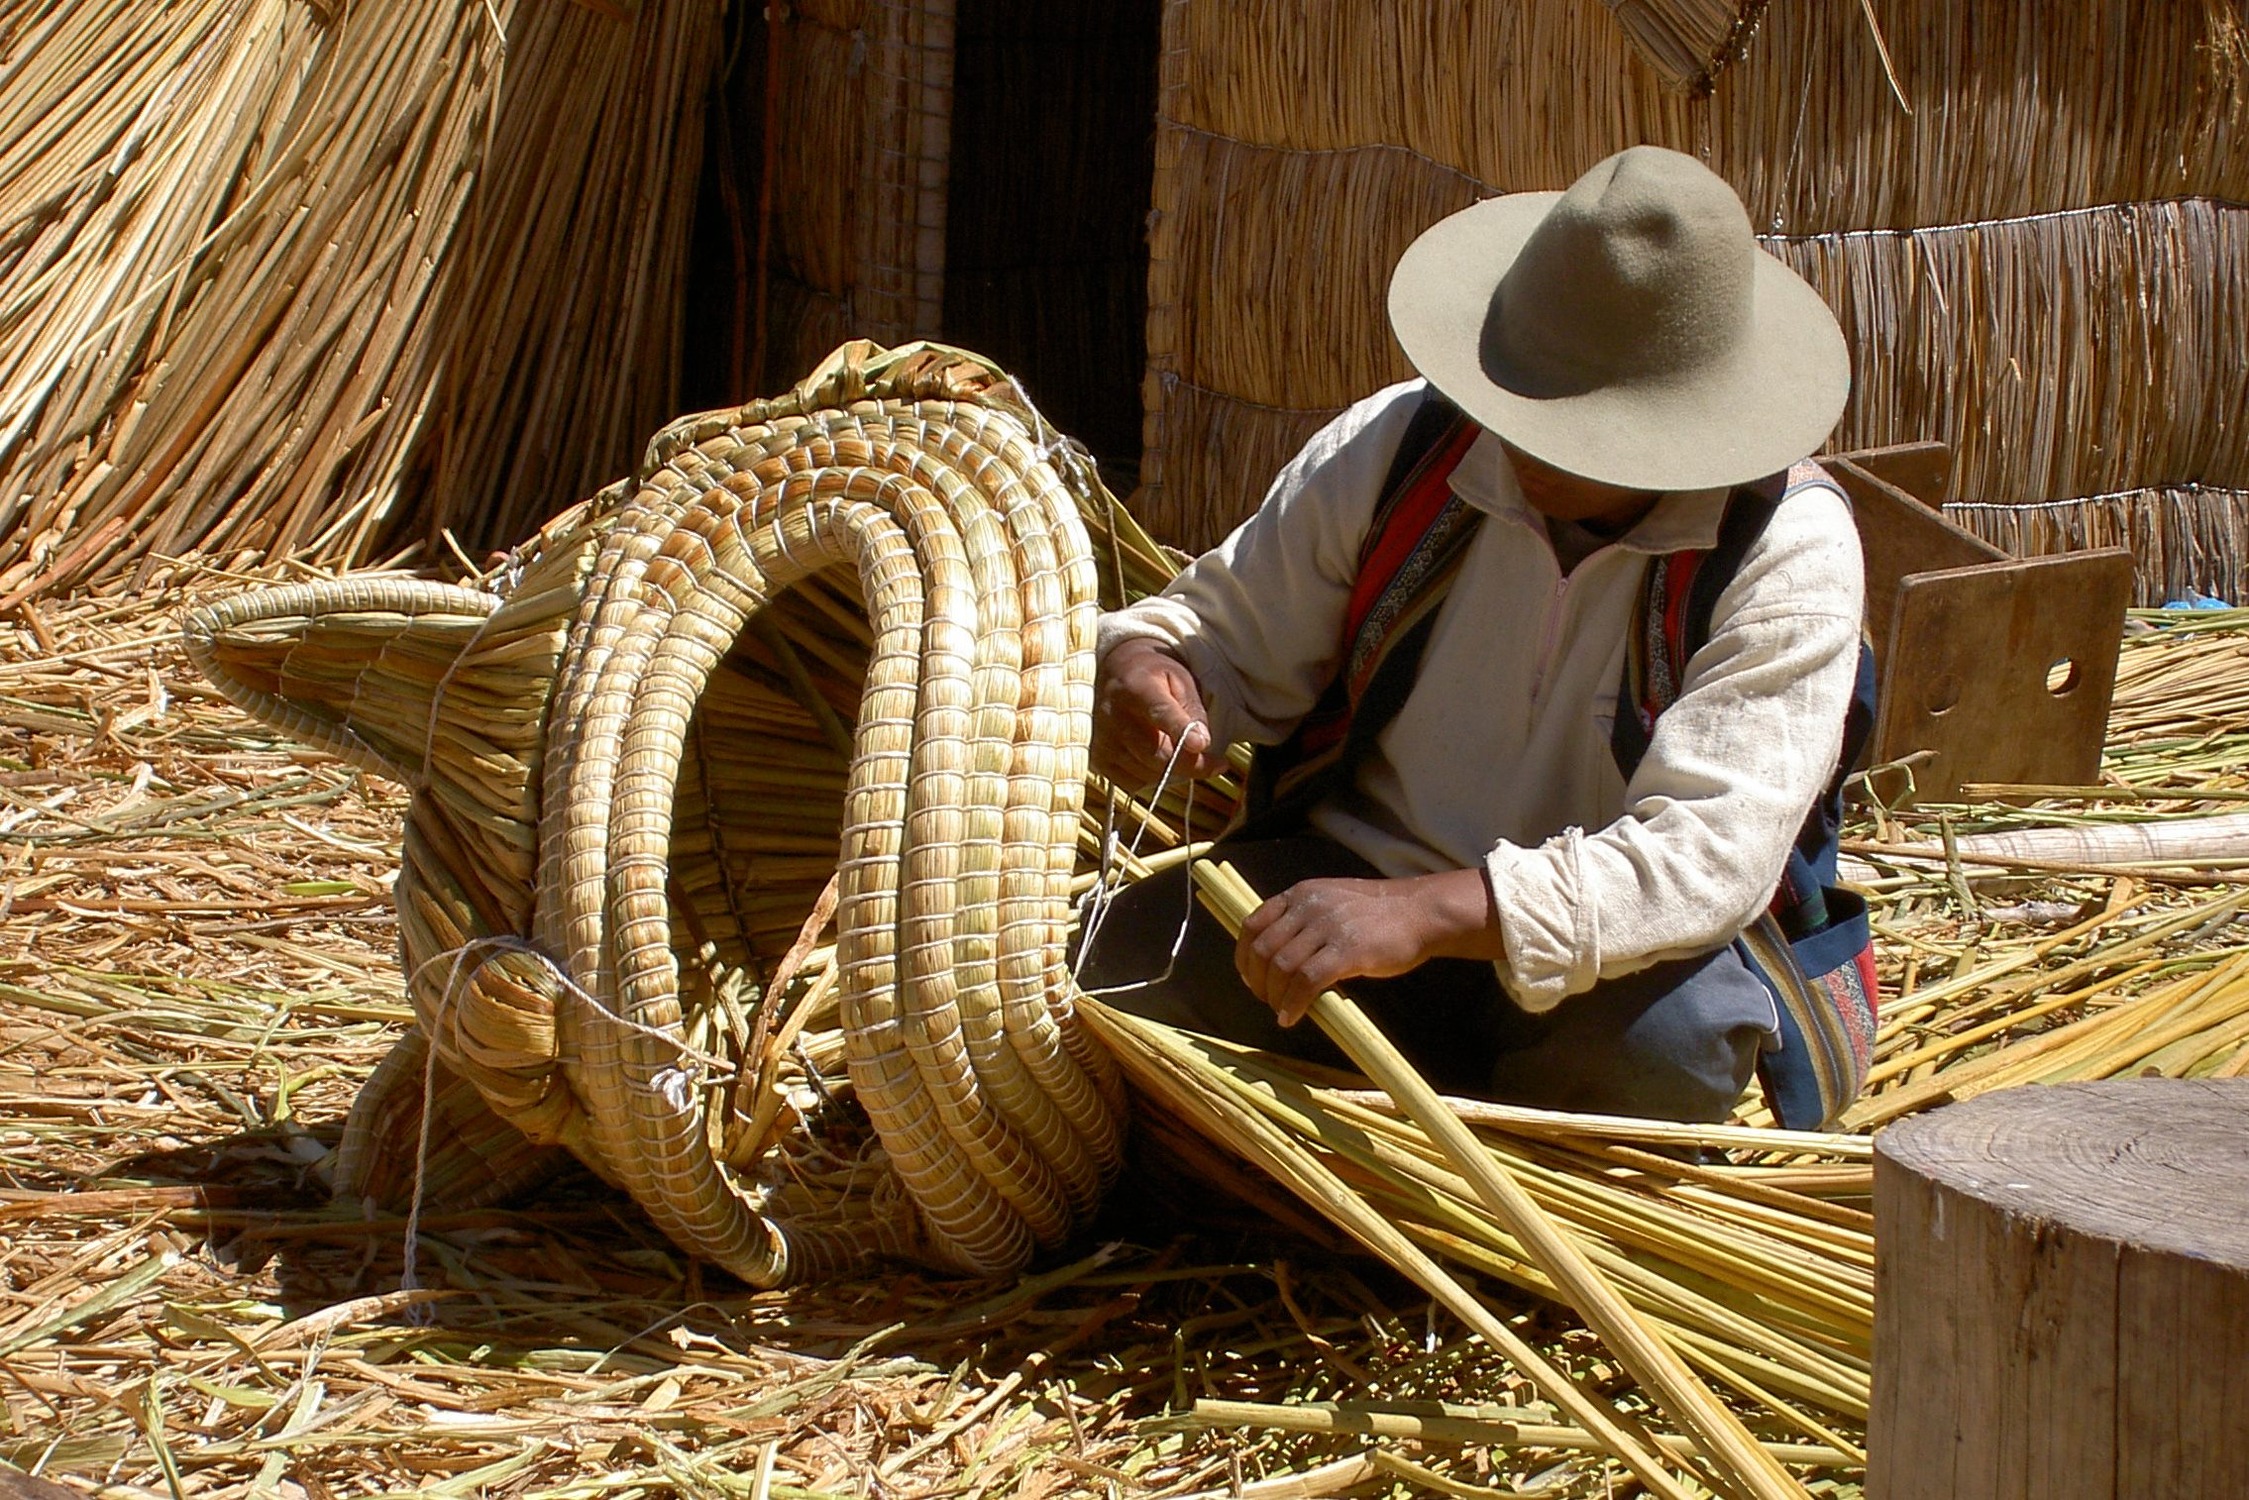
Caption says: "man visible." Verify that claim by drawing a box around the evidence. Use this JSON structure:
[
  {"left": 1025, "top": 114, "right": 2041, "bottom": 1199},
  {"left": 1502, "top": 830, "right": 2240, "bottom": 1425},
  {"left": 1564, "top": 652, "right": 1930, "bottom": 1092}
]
[{"left": 1079, "top": 145, "right": 1867, "bottom": 1123}]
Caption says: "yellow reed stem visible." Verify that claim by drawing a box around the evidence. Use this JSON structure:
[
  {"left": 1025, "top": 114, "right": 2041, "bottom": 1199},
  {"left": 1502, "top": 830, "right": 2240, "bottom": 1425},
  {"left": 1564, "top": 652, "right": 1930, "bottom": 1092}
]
[
  {"left": 1196, "top": 859, "right": 1813, "bottom": 1500},
  {"left": 1082, "top": 1000, "right": 1708, "bottom": 1500}
]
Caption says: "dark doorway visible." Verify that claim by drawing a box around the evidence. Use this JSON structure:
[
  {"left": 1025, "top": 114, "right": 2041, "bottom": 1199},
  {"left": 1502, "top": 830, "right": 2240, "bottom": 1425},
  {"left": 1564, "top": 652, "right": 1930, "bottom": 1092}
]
[
  {"left": 942, "top": 1, "right": 1161, "bottom": 492},
  {"left": 682, "top": 4, "right": 1159, "bottom": 491}
]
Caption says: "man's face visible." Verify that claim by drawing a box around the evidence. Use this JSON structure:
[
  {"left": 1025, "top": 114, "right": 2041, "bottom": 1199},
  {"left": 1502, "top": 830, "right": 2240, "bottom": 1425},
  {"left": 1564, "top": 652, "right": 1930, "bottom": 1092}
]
[{"left": 1502, "top": 441, "right": 1660, "bottom": 529}]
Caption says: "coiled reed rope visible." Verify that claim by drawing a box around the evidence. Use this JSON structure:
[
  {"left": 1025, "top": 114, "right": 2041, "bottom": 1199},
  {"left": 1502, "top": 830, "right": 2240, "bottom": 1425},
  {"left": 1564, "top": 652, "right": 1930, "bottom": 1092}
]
[{"left": 185, "top": 342, "right": 1131, "bottom": 1283}]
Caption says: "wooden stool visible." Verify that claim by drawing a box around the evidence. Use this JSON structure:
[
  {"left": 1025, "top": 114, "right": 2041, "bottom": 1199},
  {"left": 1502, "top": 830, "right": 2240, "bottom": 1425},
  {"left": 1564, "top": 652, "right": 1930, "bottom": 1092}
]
[{"left": 1871, "top": 1078, "right": 2249, "bottom": 1497}]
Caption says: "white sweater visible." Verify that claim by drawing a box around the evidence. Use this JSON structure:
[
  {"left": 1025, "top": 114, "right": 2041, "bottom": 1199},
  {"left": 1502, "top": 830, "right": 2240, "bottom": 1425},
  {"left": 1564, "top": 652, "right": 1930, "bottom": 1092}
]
[{"left": 1099, "top": 380, "right": 1865, "bottom": 1013}]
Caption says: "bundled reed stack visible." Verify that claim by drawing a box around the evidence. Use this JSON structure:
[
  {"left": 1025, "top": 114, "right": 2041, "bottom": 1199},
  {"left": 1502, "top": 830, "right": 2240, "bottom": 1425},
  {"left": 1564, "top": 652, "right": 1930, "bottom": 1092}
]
[
  {"left": 0, "top": 0, "right": 723, "bottom": 599},
  {"left": 1137, "top": 0, "right": 2249, "bottom": 604},
  {"left": 185, "top": 342, "right": 1142, "bottom": 1281}
]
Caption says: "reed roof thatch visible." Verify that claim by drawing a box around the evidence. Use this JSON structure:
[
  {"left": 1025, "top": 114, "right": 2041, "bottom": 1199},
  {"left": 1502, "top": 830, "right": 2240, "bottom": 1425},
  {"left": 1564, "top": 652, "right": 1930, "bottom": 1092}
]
[
  {"left": 1137, "top": 0, "right": 2249, "bottom": 603},
  {"left": 0, "top": 0, "right": 724, "bottom": 600}
]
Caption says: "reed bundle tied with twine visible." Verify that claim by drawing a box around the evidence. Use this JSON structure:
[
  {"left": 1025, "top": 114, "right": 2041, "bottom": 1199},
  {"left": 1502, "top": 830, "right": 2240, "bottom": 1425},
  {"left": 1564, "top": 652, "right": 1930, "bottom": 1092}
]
[
  {"left": 187, "top": 340, "right": 1191, "bottom": 1287},
  {"left": 0, "top": 0, "right": 722, "bottom": 603}
]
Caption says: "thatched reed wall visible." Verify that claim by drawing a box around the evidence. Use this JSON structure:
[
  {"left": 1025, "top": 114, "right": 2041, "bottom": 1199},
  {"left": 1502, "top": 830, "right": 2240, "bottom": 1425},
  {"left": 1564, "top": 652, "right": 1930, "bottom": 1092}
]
[
  {"left": 1138, "top": 0, "right": 2249, "bottom": 604},
  {"left": 731, "top": 0, "right": 1156, "bottom": 489},
  {"left": 0, "top": 0, "right": 725, "bottom": 600},
  {"left": 739, "top": 0, "right": 958, "bottom": 400}
]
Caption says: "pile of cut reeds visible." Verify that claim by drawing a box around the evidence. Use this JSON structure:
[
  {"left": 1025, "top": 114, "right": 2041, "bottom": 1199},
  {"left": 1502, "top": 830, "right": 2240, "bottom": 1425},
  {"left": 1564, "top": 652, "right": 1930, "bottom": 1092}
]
[
  {"left": 0, "top": 0, "right": 723, "bottom": 602},
  {"left": 12, "top": 538, "right": 2249, "bottom": 1493}
]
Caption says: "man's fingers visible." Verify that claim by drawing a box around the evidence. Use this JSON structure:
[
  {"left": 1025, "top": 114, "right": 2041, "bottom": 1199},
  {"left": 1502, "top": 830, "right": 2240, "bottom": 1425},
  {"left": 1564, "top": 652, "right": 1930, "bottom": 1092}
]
[
  {"left": 1145, "top": 701, "right": 1217, "bottom": 779},
  {"left": 1275, "top": 954, "right": 1333, "bottom": 1028},
  {"left": 1266, "top": 928, "right": 1331, "bottom": 1024},
  {"left": 1235, "top": 899, "right": 1298, "bottom": 1009},
  {"left": 1094, "top": 640, "right": 1219, "bottom": 784},
  {"left": 1239, "top": 893, "right": 1290, "bottom": 942},
  {"left": 1136, "top": 657, "right": 1223, "bottom": 778},
  {"left": 1237, "top": 894, "right": 1352, "bottom": 1028}
]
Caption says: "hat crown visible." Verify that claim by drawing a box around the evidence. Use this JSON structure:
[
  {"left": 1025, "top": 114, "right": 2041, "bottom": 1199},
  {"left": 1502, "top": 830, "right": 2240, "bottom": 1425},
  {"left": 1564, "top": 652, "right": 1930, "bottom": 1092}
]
[{"left": 1485, "top": 146, "right": 1756, "bottom": 397}]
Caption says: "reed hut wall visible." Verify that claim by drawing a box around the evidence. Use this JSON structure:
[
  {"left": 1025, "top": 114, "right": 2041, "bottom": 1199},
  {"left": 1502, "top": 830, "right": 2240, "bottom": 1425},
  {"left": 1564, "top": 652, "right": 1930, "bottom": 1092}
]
[
  {"left": 0, "top": 0, "right": 728, "bottom": 599},
  {"left": 1137, "top": 0, "right": 2249, "bottom": 605},
  {"left": 725, "top": 0, "right": 1158, "bottom": 492},
  {"left": 731, "top": 0, "right": 959, "bottom": 404}
]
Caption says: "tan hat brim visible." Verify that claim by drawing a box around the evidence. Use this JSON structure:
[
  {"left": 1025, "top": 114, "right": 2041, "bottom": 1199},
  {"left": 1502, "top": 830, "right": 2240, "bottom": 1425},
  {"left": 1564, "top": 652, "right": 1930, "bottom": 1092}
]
[{"left": 1387, "top": 193, "right": 1852, "bottom": 492}]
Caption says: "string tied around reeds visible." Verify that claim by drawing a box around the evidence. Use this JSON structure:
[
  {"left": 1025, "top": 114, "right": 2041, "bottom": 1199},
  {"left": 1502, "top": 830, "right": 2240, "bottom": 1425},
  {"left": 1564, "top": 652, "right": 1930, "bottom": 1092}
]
[{"left": 186, "top": 341, "right": 1131, "bottom": 1284}]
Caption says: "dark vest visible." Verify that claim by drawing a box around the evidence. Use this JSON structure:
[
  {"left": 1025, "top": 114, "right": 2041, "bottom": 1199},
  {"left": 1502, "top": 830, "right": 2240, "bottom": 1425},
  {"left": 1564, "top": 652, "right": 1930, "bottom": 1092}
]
[{"left": 1238, "top": 391, "right": 1879, "bottom": 1130}]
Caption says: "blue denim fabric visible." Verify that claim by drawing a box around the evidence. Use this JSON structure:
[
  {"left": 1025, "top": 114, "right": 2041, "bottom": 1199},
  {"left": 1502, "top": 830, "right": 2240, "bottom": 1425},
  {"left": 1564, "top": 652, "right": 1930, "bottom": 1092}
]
[{"left": 1075, "top": 834, "right": 1775, "bottom": 1122}]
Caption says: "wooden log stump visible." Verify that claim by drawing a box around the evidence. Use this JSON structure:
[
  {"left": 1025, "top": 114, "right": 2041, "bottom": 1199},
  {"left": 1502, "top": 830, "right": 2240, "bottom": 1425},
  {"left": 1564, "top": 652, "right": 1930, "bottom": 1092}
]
[{"left": 1871, "top": 1078, "right": 2249, "bottom": 1499}]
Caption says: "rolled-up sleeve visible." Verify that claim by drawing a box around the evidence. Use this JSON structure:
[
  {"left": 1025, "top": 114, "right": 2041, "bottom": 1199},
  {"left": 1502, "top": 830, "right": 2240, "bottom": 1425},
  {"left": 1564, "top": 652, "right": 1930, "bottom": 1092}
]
[
  {"left": 1095, "top": 382, "right": 1424, "bottom": 749},
  {"left": 1482, "top": 483, "right": 1865, "bottom": 1012}
]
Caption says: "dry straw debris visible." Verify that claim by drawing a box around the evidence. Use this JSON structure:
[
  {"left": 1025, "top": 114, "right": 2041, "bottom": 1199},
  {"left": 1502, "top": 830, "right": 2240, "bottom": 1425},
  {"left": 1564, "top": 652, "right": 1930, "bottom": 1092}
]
[{"left": 9, "top": 394, "right": 2249, "bottom": 1491}]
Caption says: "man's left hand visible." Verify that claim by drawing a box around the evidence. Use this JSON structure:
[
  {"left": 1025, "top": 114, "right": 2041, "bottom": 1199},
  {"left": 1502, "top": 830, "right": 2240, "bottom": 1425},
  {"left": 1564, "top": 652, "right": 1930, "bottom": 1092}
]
[{"left": 1235, "top": 867, "right": 1504, "bottom": 1028}]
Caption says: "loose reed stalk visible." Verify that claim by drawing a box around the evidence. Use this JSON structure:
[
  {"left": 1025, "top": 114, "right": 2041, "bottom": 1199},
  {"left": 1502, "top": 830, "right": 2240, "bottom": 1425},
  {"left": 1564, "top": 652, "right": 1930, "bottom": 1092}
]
[
  {"left": 1082, "top": 1001, "right": 1707, "bottom": 1500},
  {"left": 1193, "top": 858, "right": 1812, "bottom": 1500},
  {"left": 1186, "top": 1396, "right": 1854, "bottom": 1468}
]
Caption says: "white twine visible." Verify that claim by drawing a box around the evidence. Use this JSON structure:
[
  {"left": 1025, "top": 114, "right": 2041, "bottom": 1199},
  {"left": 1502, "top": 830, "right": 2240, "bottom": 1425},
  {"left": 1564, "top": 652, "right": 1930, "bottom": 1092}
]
[
  {"left": 1072, "top": 722, "right": 1204, "bottom": 998},
  {"left": 395, "top": 940, "right": 487, "bottom": 1314},
  {"left": 394, "top": 544, "right": 533, "bottom": 1314},
  {"left": 403, "top": 935, "right": 744, "bottom": 1084},
  {"left": 396, "top": 1039, "right": 441, "bottom": 1318},
  {"left": 394, "top": 932, "right": 742, "bottom": 1304}
]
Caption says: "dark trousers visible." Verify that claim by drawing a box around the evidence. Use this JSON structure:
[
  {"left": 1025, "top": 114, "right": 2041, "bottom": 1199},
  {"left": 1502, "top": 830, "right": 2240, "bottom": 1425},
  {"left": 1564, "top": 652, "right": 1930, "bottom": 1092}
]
[{"left": 1074, "top": 835, "right": 1777, "bottom": 1123}]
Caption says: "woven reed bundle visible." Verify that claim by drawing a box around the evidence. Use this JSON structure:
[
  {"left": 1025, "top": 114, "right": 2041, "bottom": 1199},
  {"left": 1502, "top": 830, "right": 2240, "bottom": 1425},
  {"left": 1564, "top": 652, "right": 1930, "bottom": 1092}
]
[
  {"left": 1136, "top": 0, "right": 2249, "bottom": 592},
  {"left": 185, "top": 341, "right": 1147, "bottom": 1283}
]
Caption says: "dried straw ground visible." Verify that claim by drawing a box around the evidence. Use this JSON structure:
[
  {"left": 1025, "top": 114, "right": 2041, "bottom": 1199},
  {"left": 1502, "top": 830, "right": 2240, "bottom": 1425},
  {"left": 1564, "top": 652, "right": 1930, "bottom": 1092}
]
[{"left": 5, "top": 579, "right": 2249, "bottom": 1499}]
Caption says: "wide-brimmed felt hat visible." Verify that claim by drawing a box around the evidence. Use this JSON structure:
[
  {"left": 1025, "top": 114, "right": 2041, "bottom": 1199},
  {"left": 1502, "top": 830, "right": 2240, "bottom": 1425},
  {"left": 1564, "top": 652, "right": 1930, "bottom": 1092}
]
[{"left": 1387, "top": 145, "right": 1850, "bottom": 492}]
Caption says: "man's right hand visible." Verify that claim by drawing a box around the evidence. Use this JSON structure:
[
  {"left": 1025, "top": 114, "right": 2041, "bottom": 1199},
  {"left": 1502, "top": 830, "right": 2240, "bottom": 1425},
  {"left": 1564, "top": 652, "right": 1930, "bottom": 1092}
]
[{"left": 1092, "top": 638, "right": 1228, "bottom": 785}]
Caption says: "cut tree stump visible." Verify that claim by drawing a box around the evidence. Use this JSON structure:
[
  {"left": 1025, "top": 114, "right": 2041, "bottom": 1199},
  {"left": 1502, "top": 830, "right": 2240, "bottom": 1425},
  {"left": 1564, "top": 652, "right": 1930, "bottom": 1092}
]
[{"left": 1870, "top": 1078, "right": 2249, "bottom": 1498}]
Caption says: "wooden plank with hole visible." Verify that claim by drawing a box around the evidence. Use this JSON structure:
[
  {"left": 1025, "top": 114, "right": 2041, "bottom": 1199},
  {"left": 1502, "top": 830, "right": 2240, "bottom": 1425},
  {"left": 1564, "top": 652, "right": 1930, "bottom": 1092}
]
[
  {"left": 1871, "top": 550, "right": 2135, "bottom": 803},
  {"left": 1830, "top": 441, "right": 1954, "bottom": 508},
  {"left": 1828, "top": 453, "right": 2005, "bottom": 680}
]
